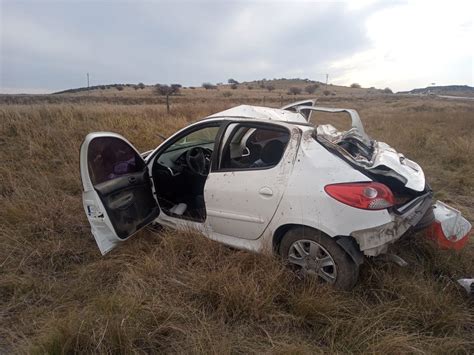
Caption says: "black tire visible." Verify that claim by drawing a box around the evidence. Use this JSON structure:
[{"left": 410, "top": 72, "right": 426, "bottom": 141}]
[{"left": 279, "top": 227, "right": 359, "bottom": 290}]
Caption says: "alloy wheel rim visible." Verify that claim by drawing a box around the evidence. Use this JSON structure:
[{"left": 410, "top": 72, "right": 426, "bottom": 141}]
[{"left": 288, "top": 239, "right": 337, "bottom": 283}]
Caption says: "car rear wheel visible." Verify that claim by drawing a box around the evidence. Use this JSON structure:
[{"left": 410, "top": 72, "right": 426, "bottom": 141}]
[{"left": 279, "top": 227, "right": 359, "bottom": 290}]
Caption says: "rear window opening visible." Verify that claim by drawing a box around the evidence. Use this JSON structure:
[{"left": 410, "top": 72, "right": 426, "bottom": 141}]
[
  {"left": 315, "top": 124, "right": 375, "bottom": 166},
  {"left": 310, "top": 111, "right": 353, "bottom": 132}
]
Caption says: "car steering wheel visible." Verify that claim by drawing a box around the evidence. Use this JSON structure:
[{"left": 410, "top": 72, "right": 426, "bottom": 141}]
[{"left": 185, "top": 147, "right": 210, "bottom": 176}]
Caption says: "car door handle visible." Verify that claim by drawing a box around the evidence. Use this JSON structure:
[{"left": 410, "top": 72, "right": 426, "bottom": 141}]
[
  {"left": 128, "top": 176, "right": 137, "bottom": 184},
  {"left": 259, "top": 187, "right": 273, "bottom": 197}
]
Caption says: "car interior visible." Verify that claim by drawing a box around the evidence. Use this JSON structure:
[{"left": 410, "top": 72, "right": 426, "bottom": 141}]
[
  {"left": 151, "top": 123, "right": 290, "bottom": 222},
  {"left": 219, "top": 124, "right": 290, "bottom": 170},
  {"left": 151, "top": 125, "right": 219, "bottom": 222}
]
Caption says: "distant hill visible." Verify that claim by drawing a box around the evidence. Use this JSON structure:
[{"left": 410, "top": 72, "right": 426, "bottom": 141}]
[
  {"left": 51, "top": 78, "right": 383, "bottom": 97},
  {"left": 53, "top": 83, "right": 146, "bottom": 94},
  {"left": 398, "top": 85, "right": 474, "bottom": 97},
  {"left": 27, "top": 81, "right": 474, "bottom": 98}
]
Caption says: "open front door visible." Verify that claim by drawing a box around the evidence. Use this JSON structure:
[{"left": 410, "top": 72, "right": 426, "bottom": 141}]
[{"left": 80, "top": 133, "right": 160, "bottom": 254}]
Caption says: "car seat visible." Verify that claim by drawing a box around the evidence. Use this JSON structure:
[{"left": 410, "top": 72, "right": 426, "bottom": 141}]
[{"left": 260, "top": 139, "right": 285, "bottom": 165}]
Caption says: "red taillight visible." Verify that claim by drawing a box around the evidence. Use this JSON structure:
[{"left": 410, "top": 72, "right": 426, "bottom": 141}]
[{"left": 324, "top": 182, "right": 395, "bottom": 210}]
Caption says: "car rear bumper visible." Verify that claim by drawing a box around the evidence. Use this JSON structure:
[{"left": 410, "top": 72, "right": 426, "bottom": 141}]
[{"left": 350, "top": 191, "right": 433, "bottom": 256}]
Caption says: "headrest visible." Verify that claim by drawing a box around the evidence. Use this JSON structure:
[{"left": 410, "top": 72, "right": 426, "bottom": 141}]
[{"left": 261, "top": 140, "right": 285, "bottom": 165}]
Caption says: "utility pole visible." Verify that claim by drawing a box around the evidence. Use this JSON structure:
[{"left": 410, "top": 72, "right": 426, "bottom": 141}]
[
  {"left": 325, "top": 73, "right": 329, "bottom": 88},
  {"left": 87, "top": 73, "right": 90, "bottom": 93}
]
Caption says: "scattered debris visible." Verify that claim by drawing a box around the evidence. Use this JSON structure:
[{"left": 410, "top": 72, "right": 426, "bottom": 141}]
[{"left": 457, "top": 279, "right": 474, "bottom": 296}]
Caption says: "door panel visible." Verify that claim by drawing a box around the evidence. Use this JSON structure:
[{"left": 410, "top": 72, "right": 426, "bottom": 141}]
[
  {"left": 94, "top": 170, "right": 159, "bottom": 239},
  {"left": 204, "top": 123, "right": 300, "bottom": 240},
  {"left": 80, "top": 133, "right": 160, "bottom": 254}
]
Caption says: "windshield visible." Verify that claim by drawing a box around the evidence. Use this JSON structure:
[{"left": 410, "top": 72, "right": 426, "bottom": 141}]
[{"left": 167, "top": 126, "right": 220, "bottom": 151}]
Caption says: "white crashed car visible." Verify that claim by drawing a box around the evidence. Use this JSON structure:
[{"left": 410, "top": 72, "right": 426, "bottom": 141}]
[{"left": 80, "top": 100, "right": 471, "bottom": 289}]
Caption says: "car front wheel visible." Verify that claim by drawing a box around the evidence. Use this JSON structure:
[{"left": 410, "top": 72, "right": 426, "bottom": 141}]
[{"left": 279, "top": 227, "right": 359, "bottom": 290}]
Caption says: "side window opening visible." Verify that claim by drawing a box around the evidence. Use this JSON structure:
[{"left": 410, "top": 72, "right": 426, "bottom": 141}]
[
  {"left": 88, "top": 137, "right": 144, "bottom": 185},
  {"left": 219, "top": 124, "right": 290, "bottom": 171}
]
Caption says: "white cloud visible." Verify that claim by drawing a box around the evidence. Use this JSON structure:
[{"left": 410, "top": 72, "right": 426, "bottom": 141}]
[
  {"left": 330, "top": 1, "right": 474, "bottom": 90},
  {"left": 1, "top": 14, "right": 90, "bottom": 60}
]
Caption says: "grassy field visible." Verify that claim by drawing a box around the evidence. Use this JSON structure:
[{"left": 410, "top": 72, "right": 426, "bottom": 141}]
[{"left": 1, "top": 91, "right": 473, "bottom": 353}]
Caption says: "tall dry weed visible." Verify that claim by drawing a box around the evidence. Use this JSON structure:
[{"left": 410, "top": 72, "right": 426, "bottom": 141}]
[{"left": 0, "top": 97, "right": 473, "bottom": 353}]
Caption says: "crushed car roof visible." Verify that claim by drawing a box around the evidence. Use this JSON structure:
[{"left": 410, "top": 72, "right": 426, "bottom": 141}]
[{"left": 206, "top": 105, "right": 308, "bottom": 123}]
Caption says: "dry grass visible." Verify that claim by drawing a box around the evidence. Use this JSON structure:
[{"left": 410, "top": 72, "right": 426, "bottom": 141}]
[{"left": 0, "top": 95, "right": 473, "bottom": 353}]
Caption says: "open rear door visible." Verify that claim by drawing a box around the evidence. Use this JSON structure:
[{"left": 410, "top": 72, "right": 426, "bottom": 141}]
[{"left": 80, "top": 132, "right": 160, "bottom": 254}]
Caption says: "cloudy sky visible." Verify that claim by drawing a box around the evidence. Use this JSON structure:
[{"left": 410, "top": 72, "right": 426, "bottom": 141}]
[{"left": 1, "top": 0, "right": 472, "bottom": 93}]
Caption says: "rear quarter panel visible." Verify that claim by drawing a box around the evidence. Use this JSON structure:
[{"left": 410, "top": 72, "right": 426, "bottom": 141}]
[{"left": 264, "top": 129, "right": 393, "bottom": 244}]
